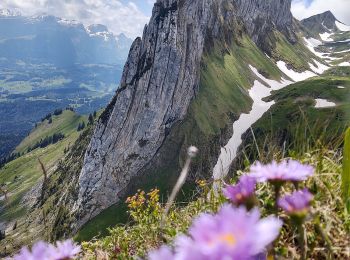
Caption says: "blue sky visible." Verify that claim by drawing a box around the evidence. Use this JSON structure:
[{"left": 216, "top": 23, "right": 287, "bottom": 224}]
[{"left": 0, "top": 0, "right": 349, "bottom": 39}]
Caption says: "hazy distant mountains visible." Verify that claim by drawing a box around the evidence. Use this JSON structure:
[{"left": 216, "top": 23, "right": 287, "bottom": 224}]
[
  {"left": 0, "top": 9, "right": 133, "bottom": 160},
  {"left": 0, "top": 9, "right": 133, "bottom": 66}
]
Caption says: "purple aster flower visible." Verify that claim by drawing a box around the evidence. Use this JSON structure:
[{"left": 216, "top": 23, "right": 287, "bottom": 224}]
[
  {"left": 174, "top": 205, "right": 282, "bottom": 260},
  {"left": 278, "top": 189, "right": 313, "bottom": 215},
  {"left": 13, "top": 241, "right": 56, "bottom": 260},
  {"left": 148, "top": 246, "right": 174, "bottom": 260},
  {"left": 52, "top": 240, "right": 81, "bottom": 260},
  {"left": 250, "top": 160, "right": 314, "bottom": 183},
  {"left": 223, "top": 176, "right": 256, "bottom": 205},
  {"left": 12, "top": 239, "right": 80, "bottom": 260}
]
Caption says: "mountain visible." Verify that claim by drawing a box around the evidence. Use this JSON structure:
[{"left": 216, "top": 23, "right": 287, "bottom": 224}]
[
  {"left": 0, "top": 11, "right": 133, "bottom": 66},
  {"left": 73, "top": 0, "right": 312, "bottom": 227},
  {"left": 0, "top": 10, "right": 133, "bottom": 160},
  {"left": 301, "top": 10, "right": 350, "bottom": 37},
  {"left": 1, "top": 2, "right": 350, "bottom": 255}
]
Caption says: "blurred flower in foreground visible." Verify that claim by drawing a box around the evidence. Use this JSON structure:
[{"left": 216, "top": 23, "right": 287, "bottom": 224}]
[
  {"left": 149, "top": 205, "right": 282, "bottom": 260},
  {"left": 12, "top": 239, "right": 80, "bottom": 260},
  {"left": 250, "top": 160, "right": 314, "bottom": 183},
  {"left": 148, "top": 246, "right": 174, "bottom": 260},
  {"left": 278, "top": 189, "right": 313, "bottom": 217},
  {"left": 52, "top": 240, "right": 81, "bottom": 260},
  {"left": 223, "top": 176, "right": 256, "bottom": 207}
]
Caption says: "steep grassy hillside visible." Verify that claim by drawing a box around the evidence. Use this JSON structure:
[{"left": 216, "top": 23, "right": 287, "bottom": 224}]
[
  {"left": 239, "top": 67, "right": 350, "bottom": 164},
  {"left": 15, "top": 110, "right": 86, "bottom": 154},
  {"left": 0, "top": 111, "right": 86, "bottom": 223},
  {"left": 343, "top": 128, "right": 350, "bottom": 210}
]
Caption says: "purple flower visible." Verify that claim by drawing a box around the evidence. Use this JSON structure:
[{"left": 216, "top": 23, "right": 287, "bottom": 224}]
[
  {"left": 173, "top": 205, "right": 282, "bottom": 260},
  {"left": 250, "top": 160, "right": 314, "bottom": 183},
  {"left": 278, "top": 189, "right": 313, "bottom": 215},
  {"left": 12, "top": 239, "right": 80, "bottom": 260},
  {"left": 223, "top": 176, "right": 256, "bottom": 205},
  {"left": 148, "top": 246, "right": 174, "bottom": 260},
  {"left": 53, "top": 240, "right": 81, "bottom": 260},
  {"left": 13, "top": 241, "right": 56, "bottom": 260}
]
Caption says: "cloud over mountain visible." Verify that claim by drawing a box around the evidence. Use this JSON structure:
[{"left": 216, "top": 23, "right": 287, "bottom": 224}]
[{"left": 0, "top": 0, "right": 154, "bottom": 39}]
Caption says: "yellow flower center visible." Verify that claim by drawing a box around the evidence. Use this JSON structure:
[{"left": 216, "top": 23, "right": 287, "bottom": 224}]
[{"left": 210, "top": 233, "right": 236, "bottom": 247}]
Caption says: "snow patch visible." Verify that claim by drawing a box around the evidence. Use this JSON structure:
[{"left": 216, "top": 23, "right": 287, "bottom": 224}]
[
  {"left": 334, "top": 49, "right": 350, "bottom": 54},
  {"left": 277, "top": 61, "right": 316, "bottom": 82},
  {"left": 314, "top": 99, "right": 336, "bottom": 108},
  {"left": 336, "top": 21, "right": 350, "bottom": 32},
  {"left": 213, "top": 66, "right": 292, "bottom": 181},
  {"left": 320, "top": 32, "right": 334, "bottom": 42},
  {"left": 335, "top": 39, "right": 350, "bottom": 43},
  {"left": 306, "top": 37, "right": 322, "bottom": 47},
  {"left": 309, "top": 59, "right": 329, "bottom": 74},
  {"left": 339, "top": 62, "right": 350, "bottom": 66},
  {"left": 304, "top": 37, "right": 327, "bottom": 58}
]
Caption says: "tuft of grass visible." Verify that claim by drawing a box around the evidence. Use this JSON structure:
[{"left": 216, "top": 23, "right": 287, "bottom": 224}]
[{"left": 343, "top": 128, "right": 350, "bottom": 210}]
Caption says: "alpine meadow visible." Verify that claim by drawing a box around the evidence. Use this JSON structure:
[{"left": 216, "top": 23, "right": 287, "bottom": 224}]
[{"left": 0, "top": 0, "right": 349, "bottom": 259}]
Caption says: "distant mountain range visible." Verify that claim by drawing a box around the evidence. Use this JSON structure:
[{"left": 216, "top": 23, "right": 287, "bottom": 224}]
[
  {"left": 0, "top": 9, "right": 133, "bottom": 160},
  {"left": 0, "top": 9, "right": 133, "bottom": 66}
]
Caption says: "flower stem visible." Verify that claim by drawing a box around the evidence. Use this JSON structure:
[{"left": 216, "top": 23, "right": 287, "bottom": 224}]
[
  {"left": 273, "top": 184, "right": 281, "bottom": 215},
  {"left": 314, "top": 216, "right": 334, "bottom": 259},
  {"left": 297, "top": 223, "right": 307, "bottom": 260}
]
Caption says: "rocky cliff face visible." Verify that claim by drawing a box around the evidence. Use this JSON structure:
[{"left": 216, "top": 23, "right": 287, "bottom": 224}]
[
  {"left": 301, "top": 11, "right": 338, "bottom": 34},
  {"left": 74, "top": 0, "right": 295, "bottom": 228}
]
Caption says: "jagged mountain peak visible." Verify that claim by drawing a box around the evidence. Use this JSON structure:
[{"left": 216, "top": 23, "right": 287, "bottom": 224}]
[{"left": 301, "top": 10, "right": 343, "bottom": 34}]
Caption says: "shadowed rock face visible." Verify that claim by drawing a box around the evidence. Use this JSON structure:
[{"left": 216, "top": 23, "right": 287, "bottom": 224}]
[
  {"left": 74, "top": 0, "right": 294, "bottom": 228},
  {"left": 301, "top": 11, "right": 338, "bottom": 34}
]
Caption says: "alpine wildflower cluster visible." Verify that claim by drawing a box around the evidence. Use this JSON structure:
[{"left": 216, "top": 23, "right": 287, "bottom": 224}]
[{"left": 150, "top": 159, "right": 316, "bottom": 260}]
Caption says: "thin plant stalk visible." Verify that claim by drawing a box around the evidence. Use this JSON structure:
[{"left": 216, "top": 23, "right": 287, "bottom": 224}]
[
  {"left": 297, "top": 223, "right": 307, "bottom": 260},
  {"left": 160, "top": 147, "right": 198, "bottom": 228}
]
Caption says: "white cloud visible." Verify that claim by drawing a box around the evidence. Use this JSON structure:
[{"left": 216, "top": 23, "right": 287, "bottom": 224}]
[
  {"left": 0, "top": 0, "right": 152, "bottom": 39},
  {"left": 292, "top": 0, "right": 350, "bottom": 24}
]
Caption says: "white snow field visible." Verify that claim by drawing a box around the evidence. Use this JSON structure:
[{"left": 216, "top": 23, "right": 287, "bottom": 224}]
[
  {"left": 309, "top": 59, "right": 329, "bottom": 74},
  {"left": 336, "top": 21, "right": 350, "bottom": 32},
  {"left": 277, "top": 61, "right": 316, "bottom": 82},
  {"left": 212, "top": 66, "right": 292, "bottom": 180},
  {"left": 314, "top": 99, "right": 336, "bottom": 108},
  {"left": 338, "top": 62, "right": 350, "bottom": 66}
]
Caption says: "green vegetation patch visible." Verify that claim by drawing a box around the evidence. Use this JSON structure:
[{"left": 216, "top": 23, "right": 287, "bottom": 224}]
[
  {"left": 0, "top": 111, "right": 86, "bottom": 222},
  {"left": 16, "top": 110, "right": 86, "bottom": 154},
  {"left": 343, "top": 128, "right": 350, "bottom": 210}
]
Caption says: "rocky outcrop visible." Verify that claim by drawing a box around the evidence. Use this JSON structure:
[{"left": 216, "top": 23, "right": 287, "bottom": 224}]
[
  {"left": 301, "top": 11, "right": 338, "bottom": 34},
  {"left": 74, "top": 0, "right": 295, "bottom": 228}
]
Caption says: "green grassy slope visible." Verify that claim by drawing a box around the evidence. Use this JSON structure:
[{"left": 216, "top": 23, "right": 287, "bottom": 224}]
[
  {"left": 239, "top": 67, "right": 350, "bottom": 163},
  {"left": 343, "top": 128, "right": 350, "bottom": 210},
  {"left": 16, "top": 110, "right": 86, "bottom": 154},
  {"left": 0, "top": 111, "right": 86, "bottom": 222}
]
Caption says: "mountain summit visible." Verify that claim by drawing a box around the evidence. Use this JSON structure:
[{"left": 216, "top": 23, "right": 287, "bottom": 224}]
[
  {"left": 301, "top": 10, "right": 345, "bottom": 34},
  {"left": 74, "top": 0, "right": 298, "bottom": 228}
]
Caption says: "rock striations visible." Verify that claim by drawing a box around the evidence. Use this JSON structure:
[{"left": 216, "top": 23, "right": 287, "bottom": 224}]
[{"left": 75, "top": 0, "right": 295, "bottom": 228}]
